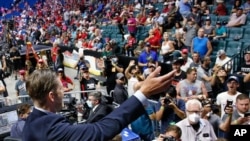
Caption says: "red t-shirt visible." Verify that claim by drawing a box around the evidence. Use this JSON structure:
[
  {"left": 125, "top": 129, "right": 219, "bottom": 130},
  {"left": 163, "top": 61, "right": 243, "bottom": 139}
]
[
  {"left": 51, "top": 46, "right": 58, "bottom": 62},
  {"left": 60, "top": 76, "right": 73, "bottom": 88},
  {"left": 127, "top": 37, "right": 136, "bottom": 47}
]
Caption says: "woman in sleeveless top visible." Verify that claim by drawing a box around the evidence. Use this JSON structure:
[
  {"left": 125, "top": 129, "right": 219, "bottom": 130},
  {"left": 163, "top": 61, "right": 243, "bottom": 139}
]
[
  {"left": 202, "top": 18, "right": 215, "bottom": 40},
  {"left": 160, "top": 32, "right": 175, "bottom": 62}
]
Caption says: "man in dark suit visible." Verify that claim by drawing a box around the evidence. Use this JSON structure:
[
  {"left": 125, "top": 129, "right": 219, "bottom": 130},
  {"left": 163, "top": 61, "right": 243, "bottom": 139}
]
[
  {"left": 86, "top": 92, "right": 111, "bottom": 123},
  {"left": 22, "top": 68, "right": 175, "bottom": 141}
]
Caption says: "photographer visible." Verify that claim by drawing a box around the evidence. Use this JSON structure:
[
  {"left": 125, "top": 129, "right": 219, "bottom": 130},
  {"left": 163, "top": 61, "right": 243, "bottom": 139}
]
[
  {"left": 201, "top": 98, "right": 232, "bottom": 138},
  {"left": 103, "top": 55, "right": 123, "bottom": 95},
  {"left": 157, "top": 125, "right": 182, "bottom": 141},
  {"left": 222, "top": 94, "right": 250, "bottom": 125},
  {"left": 155, "top": 85, "right": 186, "bottom": 134}
]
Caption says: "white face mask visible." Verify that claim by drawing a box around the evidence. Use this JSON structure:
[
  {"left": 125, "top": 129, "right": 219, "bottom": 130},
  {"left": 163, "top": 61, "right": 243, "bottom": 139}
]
[
  {"left": 188, "top": 113, "right": 200, "bottom": 124},
  {"left": 86, "top": 100, "right": 93, "bottom": 108}
]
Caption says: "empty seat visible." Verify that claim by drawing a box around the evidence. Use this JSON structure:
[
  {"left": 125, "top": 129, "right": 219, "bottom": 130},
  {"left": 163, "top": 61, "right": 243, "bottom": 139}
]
[
  {"left": 241, "top": 28, "right": 250, "bottom": 42},
  {"left": 211, "top": 40, "right": 226, "bottom": 55},
  {"left": 226, "top": 27, "right": 244, "bottom": 41},
  {"left": 225, "top": 41, "right": 243, "bottom": 57},
  {"left": 218, "top": 15, "right": 230, "bottom": 23}
]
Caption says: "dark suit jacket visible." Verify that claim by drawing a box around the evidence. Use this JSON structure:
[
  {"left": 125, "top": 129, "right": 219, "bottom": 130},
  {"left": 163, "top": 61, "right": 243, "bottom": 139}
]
[
  {"left": 86, "top": 103, "right": 111, "bottom": 123},
  {"left": 22, "top": 96, "right": 145, "bottom": 141}
]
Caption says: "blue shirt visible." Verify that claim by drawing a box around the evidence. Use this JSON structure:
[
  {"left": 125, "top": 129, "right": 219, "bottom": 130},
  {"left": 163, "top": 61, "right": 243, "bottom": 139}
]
[
  {"left": 138, "top": 51, "right": 158, "bottom": 71},
  {"left": 215, "top": 26, "right": 226, "bottom": 36},
  {"left": 192, "top": 37, "right": 209, "bottom": 58},
  {"left": 179, "top": 0, "right": 192, "bottom": 14},
  {"left": 157, "top": 99, "right": 186, "bottom": 133},
  {"left": 131, "top": 105, "right": 154, "bottom": 135},
  {"left": 11, "top": 118, "right": 26, "bottom": 138}
]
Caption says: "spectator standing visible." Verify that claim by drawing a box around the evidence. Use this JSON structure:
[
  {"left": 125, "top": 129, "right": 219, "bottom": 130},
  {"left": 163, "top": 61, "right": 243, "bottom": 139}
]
[
  {"left": 79, "top": 65, "right": 99, "bottom": 100},
  {"left": 74, "top": 56, "right": 90, "bottom": 80},
  {"left": 202, "top": 17, "right": 216, "bottom": 40},
  {"left": 15, "top": 70, "right": 28, "bottom": 98},
  {"left": 54, "top": 49, "right": 64, "bottom": 70},
  {"left": 179, "top": 0, "right": 192, "bottom": 25},
  {"left": 189, "top": 52, "right": 201, "bottom": 69},
  {"left": 197, "top": 56, "right": 213, "bottom": 98},
  {"left": 103, "top": 55, "right": 124, "bottom": 95},
  {"left": 127, "top": 12, "right": 137, "bottom": 35},
  {"left": 57, "top": 67, "right": 75, "bottom": 93},
  {"left": 215, "top": 50, "right": 232, "bottom": 69},
  {"left": 191, "top": 28, "right": 212, "bottom": 58},
  {"left": 155, "top": 86, "right": 186, "bottom": 134},
  {"left": 176, "top": 99, "right": 217, "bottom": 141},
  {"left": 222, "top": 94, "right": 250, "bottom": 125},
  {"left": 138, "top": 42, "right": 158, "bottom": 71},
  {"left": 160, "top": 32, "right": 175, "bottom": 63},
  {"left": 10, "top": 46, "right": 21, "bottom": 80},
  {"left": 176, "top": 67, "right": 208, "bottom": 102},
  {"left": 125, "top": 60, "right": 143, "bottom": 97},
  {"left": 171, "top": 57, "right": 187, "bottom": 87},
  {"left": 183, "top": 19, "right": 198, "bottom": 51},
  {"left": 211, "top": 67, "right": 229, "bottom": 98},
  {"left": 201, "top": 99, "right": 232, "bottom": 137},
  {"left": 180, "top": 49, "right": 193, "bottom": 72},
  {"left": 113, "top": 73, "right": 128, "bottom": 105},
  {"left": 214, "top": 0, "right": 227, "bottom": 16},
  {"left": 216, "top": 76, "right": 242, "bottom": 118}
]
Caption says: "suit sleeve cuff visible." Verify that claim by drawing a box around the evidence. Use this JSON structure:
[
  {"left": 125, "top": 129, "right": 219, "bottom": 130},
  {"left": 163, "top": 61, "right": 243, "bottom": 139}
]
[{"left": 134, "top": 90, "right": 148, "bottom": 106}]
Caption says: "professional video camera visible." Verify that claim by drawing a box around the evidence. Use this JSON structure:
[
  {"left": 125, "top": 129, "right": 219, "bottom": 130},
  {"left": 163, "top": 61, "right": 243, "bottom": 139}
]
[
  {"left": 60, "top": 94, "right": 77, "bottom": 124},
  {"left": 163, "top": 136, "right": 177, "bottom": 141}
]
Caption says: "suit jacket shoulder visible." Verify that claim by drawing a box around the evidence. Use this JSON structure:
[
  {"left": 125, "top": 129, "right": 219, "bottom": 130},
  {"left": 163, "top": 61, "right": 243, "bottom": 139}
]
[{"left": 22, "top": 96, "right": 145, "bottom": 141}]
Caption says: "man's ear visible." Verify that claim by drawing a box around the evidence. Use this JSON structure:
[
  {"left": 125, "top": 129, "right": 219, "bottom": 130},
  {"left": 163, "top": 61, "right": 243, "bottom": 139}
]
[{"left": 48, "top": 91, "right": 55, "bottom": 102}]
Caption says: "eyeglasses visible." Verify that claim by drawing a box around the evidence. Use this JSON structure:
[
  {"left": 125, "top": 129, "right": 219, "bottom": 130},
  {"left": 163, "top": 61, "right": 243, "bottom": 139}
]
[{"left": 186, "top": 110, "right": 201, "bottom": 114}]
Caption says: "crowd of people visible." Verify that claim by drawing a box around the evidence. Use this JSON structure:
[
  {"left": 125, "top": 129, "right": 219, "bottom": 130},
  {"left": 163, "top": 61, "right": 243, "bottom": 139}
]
[{"left": 0, "top": 0, "right": 249, "bottom": 141}]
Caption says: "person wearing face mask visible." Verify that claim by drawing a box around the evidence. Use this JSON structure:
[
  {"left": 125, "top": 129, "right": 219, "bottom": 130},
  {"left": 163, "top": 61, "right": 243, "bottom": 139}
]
[
  {"left": 85, "top": 92, "right": 111, "bottom": 123},
  {"left": 176, "top": 99, "right": 217, "bottom": 141}
]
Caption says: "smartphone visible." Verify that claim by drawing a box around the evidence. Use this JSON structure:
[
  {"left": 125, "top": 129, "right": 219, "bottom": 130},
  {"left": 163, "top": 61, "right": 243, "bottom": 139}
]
[
  {"left": 224, "top": 99, "right": 233, "bottom": 111},
  {"left": 244, "top": 111, "right": 250, "bottom": 117}
]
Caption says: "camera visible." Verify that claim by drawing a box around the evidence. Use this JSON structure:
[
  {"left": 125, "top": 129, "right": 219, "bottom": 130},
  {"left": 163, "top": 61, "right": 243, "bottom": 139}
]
[
  {"left": 163, "top": 136, "right": 176, "bottom": 141},
  {"left": 164, "top": 96, "right": 173, "bottom": 105}
]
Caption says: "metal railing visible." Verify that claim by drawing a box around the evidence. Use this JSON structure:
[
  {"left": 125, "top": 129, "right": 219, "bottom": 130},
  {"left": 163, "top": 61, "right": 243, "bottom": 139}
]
[{"left": 222, "top": 43, "right": 250, "bottom": 73}]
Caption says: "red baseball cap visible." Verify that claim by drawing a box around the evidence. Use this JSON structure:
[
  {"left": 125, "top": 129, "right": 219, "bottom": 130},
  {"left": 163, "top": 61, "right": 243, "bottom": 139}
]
[
  {"left": 19, "top": 70, "right": 26, "bottom": 75},
  {"left": 181, "top": 49, "right": 188, "bottom": 54}
]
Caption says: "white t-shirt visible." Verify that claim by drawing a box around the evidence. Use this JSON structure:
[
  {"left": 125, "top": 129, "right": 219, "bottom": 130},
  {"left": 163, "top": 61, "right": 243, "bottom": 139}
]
[
  {"left": 215, "top": 56, "right": 231, "bottom": 67},
  {"left": 216, "top": 91, "right": 241, "bottom": 118},
  {"left": 127, "top": 76, "right": 139, "bottom": 97}
]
